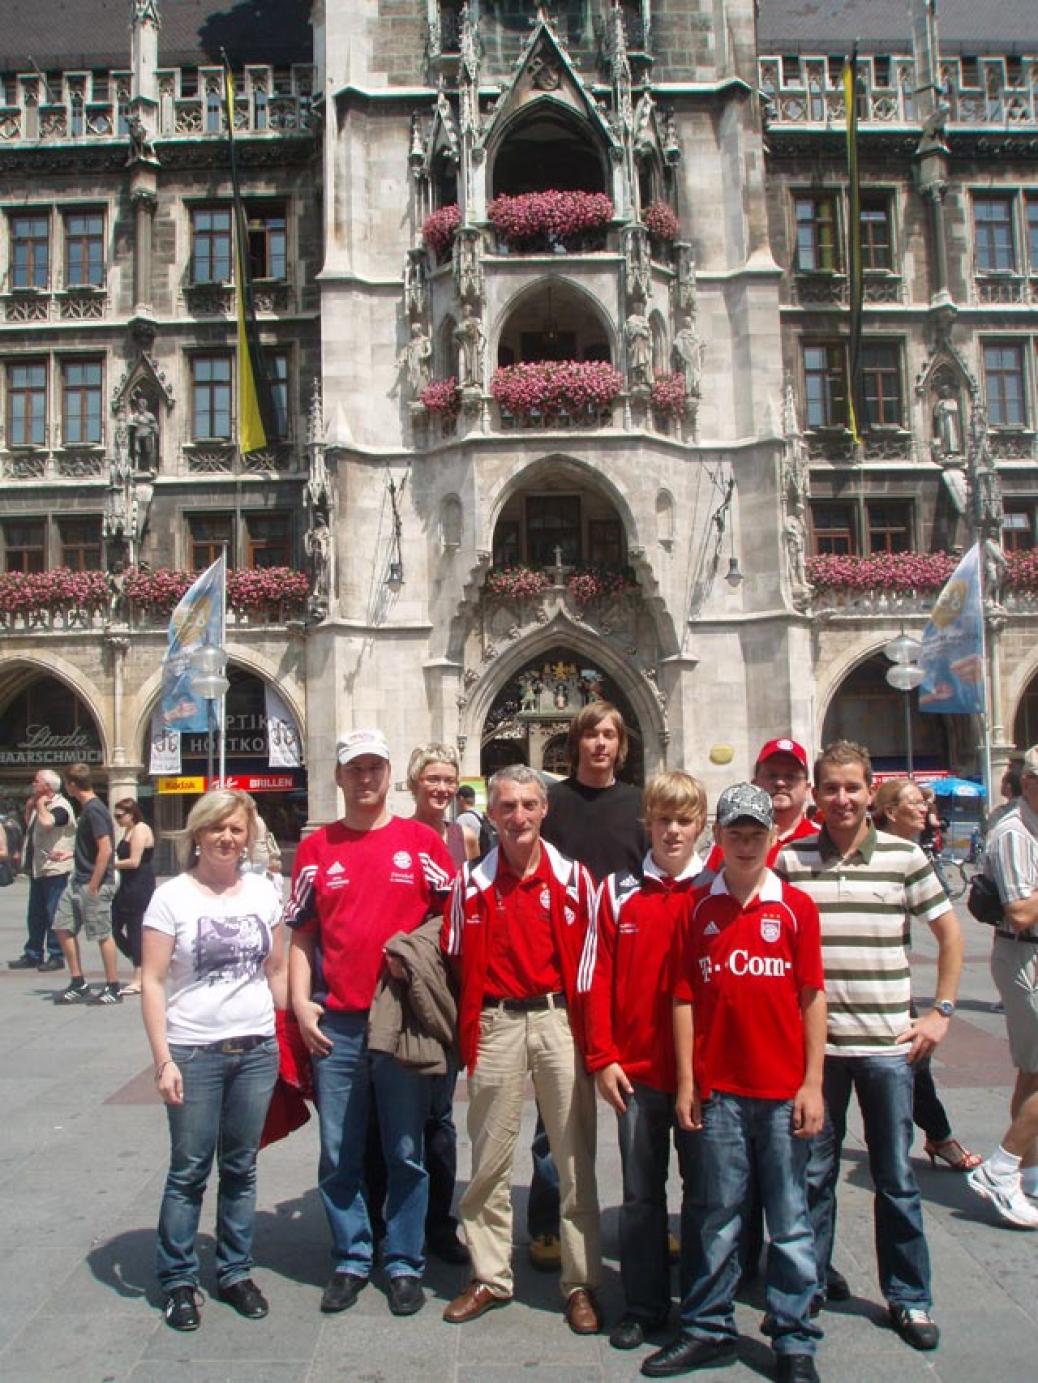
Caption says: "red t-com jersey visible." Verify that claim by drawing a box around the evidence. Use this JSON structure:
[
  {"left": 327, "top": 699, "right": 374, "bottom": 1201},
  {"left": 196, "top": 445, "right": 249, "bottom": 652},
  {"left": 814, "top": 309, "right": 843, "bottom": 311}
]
[
  {"left": 485, "top": 848, "right": 564, "bottom": 999},
  {"left": 285, "top": 816, "right": 454, "bottom": 1012},
  {"left": 673, "top": 869, "right": 824, "bottom": 1101}
]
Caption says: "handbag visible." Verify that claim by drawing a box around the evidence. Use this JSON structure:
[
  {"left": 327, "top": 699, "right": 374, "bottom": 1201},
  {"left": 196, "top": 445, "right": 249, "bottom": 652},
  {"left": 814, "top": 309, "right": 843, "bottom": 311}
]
[{"left": 967, "top": 873, "right": 1003, "bottom": 927}]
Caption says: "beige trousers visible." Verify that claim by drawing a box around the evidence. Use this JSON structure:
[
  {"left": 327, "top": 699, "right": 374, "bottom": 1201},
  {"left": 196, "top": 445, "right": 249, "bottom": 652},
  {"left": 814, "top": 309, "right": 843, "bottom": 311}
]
[{"left": 461, "top": 1001, "right": 601, "bottom": 1298}]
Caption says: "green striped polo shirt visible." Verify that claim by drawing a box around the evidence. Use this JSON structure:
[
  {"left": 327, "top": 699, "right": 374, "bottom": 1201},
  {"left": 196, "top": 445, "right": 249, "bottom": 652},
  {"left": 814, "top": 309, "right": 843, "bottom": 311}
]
[{"left": 775, "top": 826, "right": 948, "bottom": 1057}]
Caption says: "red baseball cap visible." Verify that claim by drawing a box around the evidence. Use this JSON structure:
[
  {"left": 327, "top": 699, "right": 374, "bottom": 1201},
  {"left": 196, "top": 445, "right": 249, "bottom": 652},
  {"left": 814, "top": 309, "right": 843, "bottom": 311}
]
[{"left": 756, "top": 737, "right": 809, "bottom": 772}]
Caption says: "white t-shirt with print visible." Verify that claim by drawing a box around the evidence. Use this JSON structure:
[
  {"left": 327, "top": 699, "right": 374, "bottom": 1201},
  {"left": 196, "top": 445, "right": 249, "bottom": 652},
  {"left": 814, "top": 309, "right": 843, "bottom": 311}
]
[{"left": 144, "top": 871, "right": 281, "bottom": 1045}]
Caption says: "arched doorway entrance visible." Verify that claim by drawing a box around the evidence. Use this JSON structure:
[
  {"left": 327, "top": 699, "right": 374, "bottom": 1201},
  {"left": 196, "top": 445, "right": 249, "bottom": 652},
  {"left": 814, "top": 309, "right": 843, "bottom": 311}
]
[
  {"left": 144, "top": 665, "right": 307, "bottom": 873},
  {"left": 0, "top": 667, "right": 106, "bottom": 798},
  {"left": 822, "top": 654, "right": 950, "bottom": 773},
  {"left": 481, "top": 646, "right": 645, "bottom": 783},
  {"left": 1013, "top": 667, "right": 1038, "bottom": 749}
]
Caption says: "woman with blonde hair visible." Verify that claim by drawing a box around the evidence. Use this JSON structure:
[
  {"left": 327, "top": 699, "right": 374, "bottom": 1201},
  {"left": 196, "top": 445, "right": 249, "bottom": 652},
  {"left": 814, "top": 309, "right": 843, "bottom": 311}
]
[
  {"left": 407, "top": 743, "right": 478, "bottom": 867},
  {"left": 872, "top": 778, "right": 980, "bottom": 1173},
  {"left": 142, "top": 789, "right": 286, "bottom": 1331}
]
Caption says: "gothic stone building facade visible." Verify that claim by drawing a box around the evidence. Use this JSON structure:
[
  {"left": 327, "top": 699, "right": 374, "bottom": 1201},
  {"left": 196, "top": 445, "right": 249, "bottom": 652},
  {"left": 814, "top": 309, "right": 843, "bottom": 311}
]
[{"left": 0, "top": 1, "right": 1036, "bottom": 848}]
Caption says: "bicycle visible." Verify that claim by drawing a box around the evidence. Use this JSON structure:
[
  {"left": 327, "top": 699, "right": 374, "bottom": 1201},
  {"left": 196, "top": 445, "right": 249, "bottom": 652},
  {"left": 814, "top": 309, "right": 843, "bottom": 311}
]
[{"left": 926, "top": 827, "right": 984, "bottom": 901}]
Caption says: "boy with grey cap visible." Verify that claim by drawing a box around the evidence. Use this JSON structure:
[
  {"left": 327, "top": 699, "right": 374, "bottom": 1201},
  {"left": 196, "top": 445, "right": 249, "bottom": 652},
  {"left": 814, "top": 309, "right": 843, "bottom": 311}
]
[{"left": 643, "top": 785, "right": 826, "bottom": 1382}]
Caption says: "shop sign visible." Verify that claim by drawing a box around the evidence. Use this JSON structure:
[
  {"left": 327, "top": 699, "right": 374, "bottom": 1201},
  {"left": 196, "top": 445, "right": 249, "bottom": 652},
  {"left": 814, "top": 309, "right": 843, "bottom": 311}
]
[
  {"left": 156, "top": 776, "right": 207, "bottom": 795},
  {"left": 0, "top": 724, "right": 101, "bottom": 767},
  {"left": 213, "top": 774, "right": 297, "bottom": 793}
]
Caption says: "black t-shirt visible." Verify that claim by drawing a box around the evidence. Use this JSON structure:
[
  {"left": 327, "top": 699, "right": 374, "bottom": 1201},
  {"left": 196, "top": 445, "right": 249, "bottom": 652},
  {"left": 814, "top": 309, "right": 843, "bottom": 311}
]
[
  {"left": 541, "top": 776, "right": 646, "bottom": 885},
  {"left": 73, "top": 797, "right": 115, "bottom": 885}
]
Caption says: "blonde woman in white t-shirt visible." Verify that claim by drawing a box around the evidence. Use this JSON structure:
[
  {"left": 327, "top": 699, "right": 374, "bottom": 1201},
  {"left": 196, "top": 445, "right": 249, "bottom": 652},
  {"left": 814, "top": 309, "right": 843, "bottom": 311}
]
[{"left": 141, "top": 789, "right": 286, "bottom": 1333}]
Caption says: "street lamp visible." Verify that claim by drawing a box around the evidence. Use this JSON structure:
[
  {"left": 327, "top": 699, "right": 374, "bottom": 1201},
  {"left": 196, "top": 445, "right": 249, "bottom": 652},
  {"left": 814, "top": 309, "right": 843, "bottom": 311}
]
[
  {"left": 189, "top": 643, "right": 229, "bottom": 785},
  {"left": 884, "top": 633, "right": 924, "bottom": 776}
]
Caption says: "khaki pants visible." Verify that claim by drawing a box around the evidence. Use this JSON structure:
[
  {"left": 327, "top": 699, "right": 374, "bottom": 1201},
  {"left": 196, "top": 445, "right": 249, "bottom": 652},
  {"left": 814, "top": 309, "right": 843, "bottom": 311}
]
[{"left": 462, "top": 1001, "right": 601, "bottom": 1298}]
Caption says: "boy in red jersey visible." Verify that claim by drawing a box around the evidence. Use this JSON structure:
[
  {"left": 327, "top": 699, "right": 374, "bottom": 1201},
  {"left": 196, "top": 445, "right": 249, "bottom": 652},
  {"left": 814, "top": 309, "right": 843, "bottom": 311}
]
[
  {"left": 580, "top": 771, "right": 708, "bottom": 1351},
  {"left": 642, "top": 784, "right": 826, "bottom": 1383}
]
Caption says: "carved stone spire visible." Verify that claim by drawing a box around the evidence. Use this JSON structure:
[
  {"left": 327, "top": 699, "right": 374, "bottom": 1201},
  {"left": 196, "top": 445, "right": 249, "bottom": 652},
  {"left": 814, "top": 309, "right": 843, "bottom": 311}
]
[{"left": 130, "top": 0, "right": 162, "bottom": 27}]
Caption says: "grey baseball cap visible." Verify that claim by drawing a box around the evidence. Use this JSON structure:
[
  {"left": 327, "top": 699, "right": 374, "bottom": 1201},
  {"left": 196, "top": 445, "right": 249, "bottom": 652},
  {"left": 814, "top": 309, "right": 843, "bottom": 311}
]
[
  {"left": 1023, "top": 744, "right": 1038, "bottom": 778},
  {"left": 716, "top": 782, "right": 775, "bottom": 830}
]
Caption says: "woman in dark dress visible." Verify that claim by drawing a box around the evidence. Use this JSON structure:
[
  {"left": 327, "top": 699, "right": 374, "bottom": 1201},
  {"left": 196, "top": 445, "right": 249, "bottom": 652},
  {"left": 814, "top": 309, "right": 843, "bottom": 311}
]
[{"left": 112, "top": 798, "right": 156, "bottom": 996}]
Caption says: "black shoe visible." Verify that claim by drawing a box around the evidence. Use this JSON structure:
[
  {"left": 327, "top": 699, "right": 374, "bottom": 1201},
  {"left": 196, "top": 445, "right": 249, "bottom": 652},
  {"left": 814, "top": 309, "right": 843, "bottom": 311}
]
[
  {"left": 427, "top": 1232, "right": 470, "bottom": 1265},
  {"left": 164, "top": 1285, "right": 201, "bottom": 1331},
  {"left": 888, "top": 1304, "right": 939, "bottom": 1351},
  {"left": 218, "top": 1277, "right": 269, "bottom": 1319},
  {"left": 8, "top": 954, "right": 40, "bottom": 970},
  {"left": 57, "top": 980, "right": 90, "bottom": 1004},
  {"left": 37, "top": 956, "right": 64, "bottom": 972},
  {"left": 776, "top": 1356, "right": 820, "bottom": 1383},
  {"left": 641, "top": 1334, "right": 737, "bottom": 1377},
  {"left": 320, "top": 1271, "right": 367, "bottom": 1314},
  {"left": 386, "top": 1274, "right": 425, "bottom": 1316},
  {"left": 825, "top": 1268, "right": 850, "bottom": 1302},
  {"left": 610, "top": 1316, "right": 647, "bottom": 1350},
  {"left": 96, "top": 982, "right": 122, "bottom": 1005}
]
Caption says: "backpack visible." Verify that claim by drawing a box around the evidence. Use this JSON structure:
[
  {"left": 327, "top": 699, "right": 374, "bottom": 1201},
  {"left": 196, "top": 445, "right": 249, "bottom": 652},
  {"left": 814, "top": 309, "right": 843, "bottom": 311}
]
[
  {"left": 477, "top": 812, "right": 498, "bottom": 858},
  {"left": 967, "top": 873, "right": 1003, "bottom": 927}
]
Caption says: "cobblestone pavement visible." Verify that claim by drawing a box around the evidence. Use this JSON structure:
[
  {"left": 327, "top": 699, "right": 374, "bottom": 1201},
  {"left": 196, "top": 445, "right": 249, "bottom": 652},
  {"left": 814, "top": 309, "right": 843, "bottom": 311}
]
[{"left": 0, "top": 878, "right": 1035, "bottom": 1382}]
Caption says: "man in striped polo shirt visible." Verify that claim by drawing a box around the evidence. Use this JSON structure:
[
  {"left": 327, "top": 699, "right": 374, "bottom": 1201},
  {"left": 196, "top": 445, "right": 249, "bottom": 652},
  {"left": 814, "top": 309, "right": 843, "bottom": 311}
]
[{"left": 776, "top": 741, "right": 962, "bottom": 1354}]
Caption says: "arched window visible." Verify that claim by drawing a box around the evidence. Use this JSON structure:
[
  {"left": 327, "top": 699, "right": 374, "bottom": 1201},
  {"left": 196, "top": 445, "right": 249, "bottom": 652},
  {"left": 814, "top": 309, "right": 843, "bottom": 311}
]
[{"left": 492, "top": 108, "right": 606, "bottom": 197}]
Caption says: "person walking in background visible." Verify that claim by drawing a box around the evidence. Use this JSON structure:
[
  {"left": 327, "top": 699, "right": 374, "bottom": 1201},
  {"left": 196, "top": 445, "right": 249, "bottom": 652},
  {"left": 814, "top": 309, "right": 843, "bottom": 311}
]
[
  {"left": 52, "top": 763, "right": 121, "bottom": 1005},
  {"left": 111, "top": 798, "right": 156, "bottom": 997},
  {"left": 142, "top": 789, "right": 286, "bottom": 1331},
  {"left": 248, "top": 814, "right": 283, "bottom": 889},
  {"left": 871, "top": 779, "right": 981, "bottom": 1174},
  {"left": 8, "top": 769, "right": 75, "bottom": 973},
  {"left": 967, "top": 744, "right": 1038, "bottom": 1229}
]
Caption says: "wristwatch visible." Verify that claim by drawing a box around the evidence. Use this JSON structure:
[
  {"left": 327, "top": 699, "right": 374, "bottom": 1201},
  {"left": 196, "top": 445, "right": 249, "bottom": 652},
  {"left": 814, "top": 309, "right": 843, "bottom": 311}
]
[{"left": 933, "top": 1000, "right": 955, "bottom": 1019}]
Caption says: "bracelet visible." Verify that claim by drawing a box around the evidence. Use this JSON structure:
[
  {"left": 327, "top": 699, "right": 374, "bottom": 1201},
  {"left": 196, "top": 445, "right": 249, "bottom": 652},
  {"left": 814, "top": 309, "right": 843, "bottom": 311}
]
[{"left": 154, "top": 1059, "right": 175, "bottom": 1082}]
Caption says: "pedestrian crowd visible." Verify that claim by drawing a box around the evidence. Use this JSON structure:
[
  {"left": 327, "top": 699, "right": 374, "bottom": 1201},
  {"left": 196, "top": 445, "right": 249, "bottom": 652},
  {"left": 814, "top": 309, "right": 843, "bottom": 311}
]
[{"left": 4, "top": 716, "right": 1036, "bottom": 1380}]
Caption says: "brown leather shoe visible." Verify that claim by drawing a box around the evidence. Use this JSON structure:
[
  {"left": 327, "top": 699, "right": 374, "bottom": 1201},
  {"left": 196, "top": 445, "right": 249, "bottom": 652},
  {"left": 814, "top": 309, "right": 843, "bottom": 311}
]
[
  {"left": 443, "top": 1280, "right": 511, "bottom": 1324},
  {"left": 564, "top": 1288, "right": 600, "bottom": 1335}
]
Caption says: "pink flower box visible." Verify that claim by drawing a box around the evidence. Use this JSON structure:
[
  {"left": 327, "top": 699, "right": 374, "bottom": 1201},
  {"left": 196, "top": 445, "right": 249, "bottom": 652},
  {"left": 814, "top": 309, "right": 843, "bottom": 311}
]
[
  {"left": 419, "top": 377, "right": 461, "bottom": 417},
  {"left": 643, "top": 200, "right": 679, "bottom": 242},
  {"left": 422, "top": 203, "right": 461, "bottom": 258},
  {"left": 490, "top": 360, "right": 623, "bottom": 419},
  {"left": 650, "top": 371, "right": 687, "bottom": 419},
  {"left": 487, "top": 190, "right": 614, "bottom": 249}
]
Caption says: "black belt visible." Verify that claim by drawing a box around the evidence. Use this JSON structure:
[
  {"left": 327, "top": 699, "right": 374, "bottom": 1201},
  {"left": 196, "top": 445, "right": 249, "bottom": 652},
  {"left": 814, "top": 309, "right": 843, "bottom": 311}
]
[
  {"left": 482, "top": 992, "right": 566, "bottom": 1013},
  {"left": 195, "top": 1034, "right": 270, "bottom": 1055}
]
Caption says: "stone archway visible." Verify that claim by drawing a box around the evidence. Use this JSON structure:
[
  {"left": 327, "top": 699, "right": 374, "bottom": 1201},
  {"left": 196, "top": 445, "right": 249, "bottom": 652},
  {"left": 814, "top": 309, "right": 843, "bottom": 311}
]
[
  {"left": 821, "top": 652, "right": 951, "bottom": 773},
  {"left": 0, "top": 660, "right": 109, "bottom": 791}
]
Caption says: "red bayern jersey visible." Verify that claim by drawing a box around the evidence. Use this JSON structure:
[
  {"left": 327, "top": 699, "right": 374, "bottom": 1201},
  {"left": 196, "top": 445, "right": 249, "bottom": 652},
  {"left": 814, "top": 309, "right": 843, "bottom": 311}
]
[
  {"left": 703, "top": 813, "right": 818, "bottom": 875},
  {"left": 284, "top": 816, "right": 454, "bottom": 1012},
  {"left": 485, "top": 847, "right": 564, "bottom": 998},
  {"left": 673, "top": 868, "right": 824, "bottom": 1101},
  {"left": 580, "top": 851, "right": 704, "bottom": 1093}
]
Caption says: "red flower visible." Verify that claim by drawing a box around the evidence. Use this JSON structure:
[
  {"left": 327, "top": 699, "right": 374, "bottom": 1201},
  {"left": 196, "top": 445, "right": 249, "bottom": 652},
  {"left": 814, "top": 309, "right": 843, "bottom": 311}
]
[
  {"left": 643, "top": 200, "right": 679, "bottom": 241},
  {"left": 422, "top": 203, "right": 461, "bottom": 257},
  {"left": 487, "top": 191, "right": 614, "bottom": 247},
  {"left": 486, "top": 566, "right": 551, "bottom": 600},
  {"left": 490, "top": 360, "right": 623, "bottom": 417},
  {"left": 419, "top": 377, "right": 461, "bottom": 416},
  {"left": 651, "top": 371, "right": 686, "bottom": 418}
]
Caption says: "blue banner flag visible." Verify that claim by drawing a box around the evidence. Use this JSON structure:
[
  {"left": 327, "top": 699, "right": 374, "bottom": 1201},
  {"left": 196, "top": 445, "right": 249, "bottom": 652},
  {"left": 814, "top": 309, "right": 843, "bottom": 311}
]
[
  {"left": 918, "top": 544, "right": 985, "bottom": 716},
  {"left": 160, "top": 557, "right": 226, "bottom": 732}
]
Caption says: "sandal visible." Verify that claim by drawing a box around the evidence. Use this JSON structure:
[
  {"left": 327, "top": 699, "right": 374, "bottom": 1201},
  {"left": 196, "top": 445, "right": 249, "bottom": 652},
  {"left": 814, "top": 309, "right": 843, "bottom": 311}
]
[
  {"left": 118, "top": 984, "right": 141, "bottom": 996},
  {"left": 924, "top": 1137, "right": 982, "bottom": 1171}
]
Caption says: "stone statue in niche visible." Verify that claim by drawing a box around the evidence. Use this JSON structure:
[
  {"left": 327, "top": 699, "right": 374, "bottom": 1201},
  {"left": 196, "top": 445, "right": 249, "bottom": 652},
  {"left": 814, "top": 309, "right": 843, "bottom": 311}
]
[
  {"left": 455, "top": 303, "right": 485, "bottom": 389},
  {"left": 933, "top": 385, "right": 963, "bottom": 457},
  {"left": 399, "top": 322, "right": 432, "bottom": 398},
  {"left": 625, "top": 311, "right": 652, "bottom": 390},
  {"left": 305, "top": 507, "right": 332, "bottom": 617},
  {"left": 672, "top": 314, "right": 703, "bottom": 398},
  {"left": 129, "top": 392, "right": 159, "bottom": 472}
]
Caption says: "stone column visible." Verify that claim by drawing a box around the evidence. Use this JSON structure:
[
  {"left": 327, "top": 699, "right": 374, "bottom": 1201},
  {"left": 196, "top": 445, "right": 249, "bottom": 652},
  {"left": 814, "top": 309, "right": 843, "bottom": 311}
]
[
  {"left": 105, "top": 633, "right": 130, "bottom": 774},
  {"left": 131, "top": 183, "right": 157, "bottom": 316}
]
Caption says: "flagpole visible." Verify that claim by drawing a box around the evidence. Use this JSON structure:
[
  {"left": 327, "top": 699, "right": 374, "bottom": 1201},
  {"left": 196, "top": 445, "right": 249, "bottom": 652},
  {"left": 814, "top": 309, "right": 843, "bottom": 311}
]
[
  {"left": 977, "top": 545, "right": 994, "bottom": 811},
  {"left": 218, "top": 546, "right": 228, "bottom": 788}
]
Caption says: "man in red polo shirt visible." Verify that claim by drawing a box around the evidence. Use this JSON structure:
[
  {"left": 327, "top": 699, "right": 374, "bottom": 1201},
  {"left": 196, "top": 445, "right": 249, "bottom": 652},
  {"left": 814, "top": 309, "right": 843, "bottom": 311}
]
[
  {"left": 440, "top": 764, "right": 602, "bottom": 1334},
  {"left": 704, "top": 738, "right": 817, "bottom": 875}
]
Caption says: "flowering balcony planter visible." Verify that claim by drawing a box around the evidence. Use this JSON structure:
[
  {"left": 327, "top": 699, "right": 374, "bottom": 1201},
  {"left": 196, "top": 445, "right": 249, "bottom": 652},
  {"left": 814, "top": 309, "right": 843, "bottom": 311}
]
[
  {"left": 650, "top": 371, "right": 688, "bottom": 420},
  {"left": 491, "top": 360, "right": 622, "bottom": 429},
  {"left": 0, "top": 567, "right": 110, "bottom": 630},
  {"left": 484, "top": 566, "right": 552, "bottom": 602},
  {"left": 122, "top": 566, "right": 310, "bottom": 622},
  {"left": 566, "top": 564, "right": 638, "bottom": 607},
  {"left": 806, "top": 552, "right": 958, "bottom": 595},
  {"left": 418, "top": 376, "right": 461, "bottom": 418},
  {"left": 487, "top": 191, "right": 614, "bottom": 253},
  {"left": 421, "top": 203, "right": 461, "bottom": 262},
  {"left": 642, "top": 199, "right": 679, "bottom": 253}
]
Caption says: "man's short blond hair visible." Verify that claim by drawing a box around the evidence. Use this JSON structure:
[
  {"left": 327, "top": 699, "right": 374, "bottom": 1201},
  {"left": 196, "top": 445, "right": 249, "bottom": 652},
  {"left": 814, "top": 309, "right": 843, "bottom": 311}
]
[
  {"left": 814, "top": 739, "right": 873, "bottom": 788},
  {"left": 642, "top": 771, "right": 707, "bottom": 824}
]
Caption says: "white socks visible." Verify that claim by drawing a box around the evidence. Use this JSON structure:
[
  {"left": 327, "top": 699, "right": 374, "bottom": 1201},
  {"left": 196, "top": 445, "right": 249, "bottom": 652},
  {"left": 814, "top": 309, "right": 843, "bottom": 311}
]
[
  {"left": 987, "top": 1145, "right": 1022, "bottom": 1179},
  {"left": 1021, "top": 1167, "right": 1038, "bottom": 1196}
]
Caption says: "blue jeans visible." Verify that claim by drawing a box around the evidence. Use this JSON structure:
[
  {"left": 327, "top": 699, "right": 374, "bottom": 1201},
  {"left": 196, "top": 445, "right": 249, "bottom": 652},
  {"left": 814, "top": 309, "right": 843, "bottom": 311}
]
[
  {"left": 616, "top": 1082, "right": 698, "bottom": 1322},
  {"left": 312, "top": 1010, "right": 433, "bottom": 1279},
  {"left": 680, "top": 1092, "right": 821, "bottom": 1356},
  {"left": 806, "top": 1053, "right": 931, "bottom": 1308},
  {"left": 25, "top": 874, "right": 67, "bottom": 961},
  {"left": 527, "top": 1107, "right": 560, "bottom": 1238},
  {"left": 155, "top": 1038, "right": 278, "bottom": 1292}
]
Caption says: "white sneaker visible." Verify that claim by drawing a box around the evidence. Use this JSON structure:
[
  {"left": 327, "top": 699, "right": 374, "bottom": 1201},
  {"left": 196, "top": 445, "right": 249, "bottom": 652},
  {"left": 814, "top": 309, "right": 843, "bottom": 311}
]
[{"left": 967, "top": 1162, "right": 1038, "bottom": 1228}]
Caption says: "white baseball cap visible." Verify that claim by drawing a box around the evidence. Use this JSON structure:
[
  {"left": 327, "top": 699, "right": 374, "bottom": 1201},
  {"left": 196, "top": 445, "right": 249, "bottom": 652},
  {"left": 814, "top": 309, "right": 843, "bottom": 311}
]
[{"left": 336, "top": 729, "right": 390, "bottom": 766}]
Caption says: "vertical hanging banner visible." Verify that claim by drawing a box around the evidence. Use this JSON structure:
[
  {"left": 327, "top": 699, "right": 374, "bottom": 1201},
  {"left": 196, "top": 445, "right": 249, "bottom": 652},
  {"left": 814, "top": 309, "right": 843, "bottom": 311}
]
[
  {"left": 843, "top": 48, "right": 865, "bottom": 444},
  {"left": 160, "top": 556, "right": 226, "bottom": 732},
  {"left": 264, "top": 684, "right": 303, "bottom": 767},
  {"left": 223, "top": 58, "right": 276, "bottom": 455},
  {"left": 149, "top": 708, "right": 182, "bottom": 775},
  {"left": 918, "top": 543, "right": 986, "bottom": 715}
]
